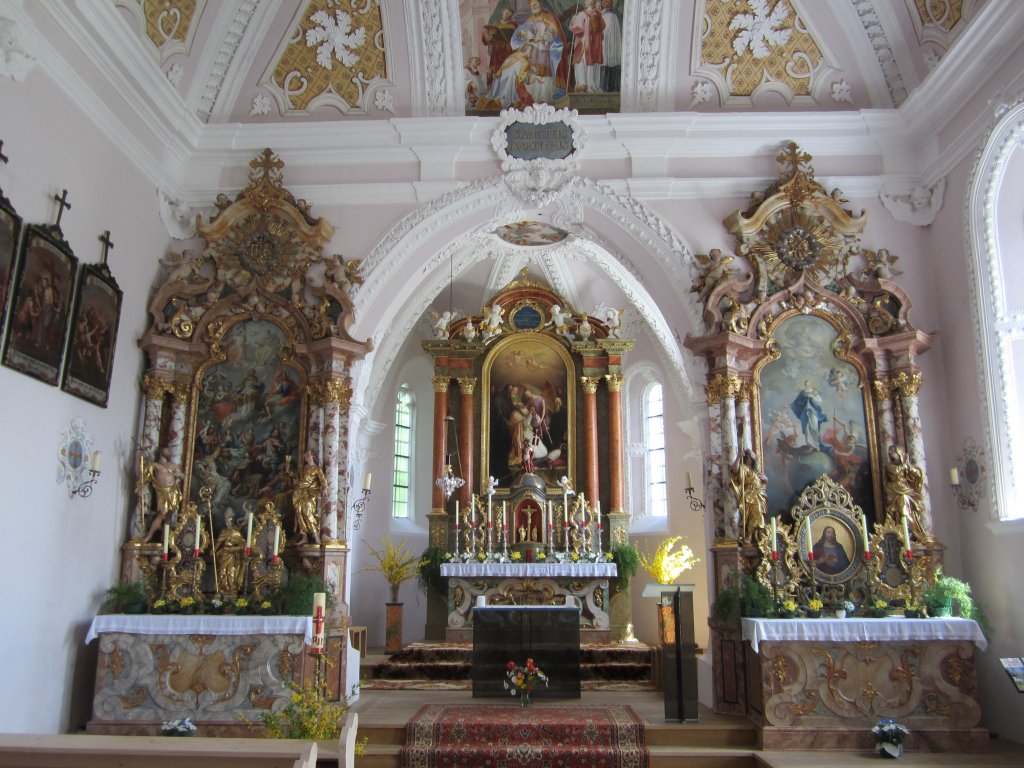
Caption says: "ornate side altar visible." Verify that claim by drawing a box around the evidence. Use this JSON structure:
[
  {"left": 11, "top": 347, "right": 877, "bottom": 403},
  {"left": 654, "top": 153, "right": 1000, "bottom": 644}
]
[{"left": 741, "top": 617, "right": 988, "bottom": 750}]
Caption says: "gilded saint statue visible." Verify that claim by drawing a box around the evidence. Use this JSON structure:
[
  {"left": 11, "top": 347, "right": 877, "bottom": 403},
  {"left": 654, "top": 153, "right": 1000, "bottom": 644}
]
[
  {"left": 287, "top": 451, "right": 326, "bottom": 545},
  {"left": 138, "top": 446, "right": 186, "bottom": 544},
  {"left": 884, "top": 445, "right": 928, "bottom": 542},
  {"left": 215, "top": 508, "right": 247, "bottom": 596},
  {"left": 729, "top": 448, "right": 767, "bottom": 544}
]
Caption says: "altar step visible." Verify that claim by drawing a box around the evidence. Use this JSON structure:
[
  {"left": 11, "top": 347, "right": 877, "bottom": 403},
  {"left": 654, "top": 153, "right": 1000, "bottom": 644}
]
[{"left": 361, "top": 642, "right": 656, "bottom": 690}]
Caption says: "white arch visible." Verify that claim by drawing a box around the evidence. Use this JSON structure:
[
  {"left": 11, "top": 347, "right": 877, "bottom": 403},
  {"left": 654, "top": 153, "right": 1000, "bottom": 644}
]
[{"left": 965, "top": 90, "right": 1024, "bottom": 520}]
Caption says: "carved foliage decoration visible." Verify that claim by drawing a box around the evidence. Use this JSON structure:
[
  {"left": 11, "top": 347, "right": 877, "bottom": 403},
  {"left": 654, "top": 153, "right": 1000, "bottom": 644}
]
[
  {"left": 694, "top": 0, "right": 840, "bottom": 105},
  {"left": 259, "top": 0, "right": 391, "bottom": 116}
]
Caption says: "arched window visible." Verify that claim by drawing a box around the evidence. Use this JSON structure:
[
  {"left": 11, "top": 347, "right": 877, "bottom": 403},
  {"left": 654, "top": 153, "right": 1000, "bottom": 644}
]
[
  {"left": 644, "top": 382, "right": 668, "bottom": 517},
  {"left": 392, "top": 384, "right": 414, "bottom": 518},
  {"left": 968, "top": 99, "right": 1024, "bottom": 521}
]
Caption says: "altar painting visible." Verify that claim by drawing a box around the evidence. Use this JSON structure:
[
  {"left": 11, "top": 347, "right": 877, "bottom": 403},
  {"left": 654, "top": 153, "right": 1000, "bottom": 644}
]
[
  {"left": 484, "top": 334, "right": 572, "bottom": 487},
  {"left": 461, "top": 0, "right": 624, "bottom": 115},
  {"left": 188, "top": 319, "right": 303, "bottom": 532},
  {"left": 758, "top": 315, "right": 876, "bottom": 522}
]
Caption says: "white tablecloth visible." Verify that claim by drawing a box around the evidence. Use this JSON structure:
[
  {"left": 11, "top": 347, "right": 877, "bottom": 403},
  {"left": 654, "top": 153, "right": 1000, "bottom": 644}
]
[
  {"left": 440, "top": 562, "right": 617, "bottom": 578},
  {"left": 741, "top": 616, "right": 987, "bottom": 653},
  {"left": 86, "top": 614, "right": 313, "bottom": 645}
]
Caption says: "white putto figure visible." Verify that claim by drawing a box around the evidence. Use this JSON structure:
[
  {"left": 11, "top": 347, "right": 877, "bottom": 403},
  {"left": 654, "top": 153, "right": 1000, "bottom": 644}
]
[
  {"left": 547, "top": 304, "right": 576, "bottom": 340},
  {"left": 481, "top": 303, "right": 505, "bottom": 340}
]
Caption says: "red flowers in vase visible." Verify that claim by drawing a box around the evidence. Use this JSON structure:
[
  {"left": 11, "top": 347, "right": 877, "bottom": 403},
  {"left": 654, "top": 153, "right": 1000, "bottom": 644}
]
[{"left": 504, "top": 658, "right": 549, "bottom": 704}]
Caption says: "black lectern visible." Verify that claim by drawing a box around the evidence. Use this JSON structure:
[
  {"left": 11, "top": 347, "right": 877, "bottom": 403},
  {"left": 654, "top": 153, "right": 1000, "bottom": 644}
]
[{"left": 660, "top": 586, "right": 698, "bottom": 722}]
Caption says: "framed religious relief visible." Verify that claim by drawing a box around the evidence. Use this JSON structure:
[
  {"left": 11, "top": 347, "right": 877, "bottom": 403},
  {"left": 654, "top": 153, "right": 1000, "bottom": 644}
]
[
  {"left": 1, "top": 224, "right": 78, "bottom": 385},
  {"left": 482, "top": 332, "right": 574, "bottom": 488},
  {"left": 756, "top": 313, "right": 880, "bottom": 523},
  {"left": 0, "top": 186, "right": 23, "bottom": 343},
  {"left": 60, "top": 263, "right": 122, "bottom": 407}
]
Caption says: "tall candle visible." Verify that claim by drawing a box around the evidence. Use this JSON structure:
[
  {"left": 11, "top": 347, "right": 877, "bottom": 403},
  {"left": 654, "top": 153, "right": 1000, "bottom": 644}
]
[
  {"left": 194, "top": 520, "right": 202, "bottom": 558},
  {"left": 805, "top": 518, "right": 814, "bottom": 560},
  {"left": 902, "top": 515, "right": 912, "bottom": 553},
  {"left": 771, "top": 516, "right": 778, "bottom": 554},
  {"left": 686, "top": 471, "right": 692, "bottom": 488},
  {"left": 596, "top": 500, "right": 602, "bottom": 528},
  {"left": 311, "top": 592, "right": 326, "bottom": 654},
  {"left": 950, "top": 467, "right": 959, "bottom": 486},
  {"left": 563, "top": 488, "right": 568, "bottom": 525},
  {"left": 272, "top": 524, "right": 280, "bottom": 561},
  {"left": 502, "top": 501, "right": 507, "bottom": 528},
  {"left": 245, "top": 513, "right": 253, "bottom": 552},
  {"left": 861, "top": 514, "right": 871, "bottom": 553},
  {"left": 162, "top": 523, "right": 169, "bottom": 559},
  {"left": 488, "top": 493, "right": 492, "bottom": 527},
  {"left": 90, "top": 450, "right": 102, "bottom": 473},
  {"left": 455, "top": 499, "right": 459, "bottom": 526},
  {"left": 364, "top": 472, "right": 372, "bottom": 491}
]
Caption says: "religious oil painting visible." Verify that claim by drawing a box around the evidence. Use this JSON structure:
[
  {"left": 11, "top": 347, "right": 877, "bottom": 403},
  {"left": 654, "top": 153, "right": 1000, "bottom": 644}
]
[
  {"left": 1, "top": 224, "right": 78, "bottom": 386},
  {"left": 803, "top": 511, "right": 861, "bottom": 585},
  {"left": 484, "top": 333, "right": 573, "bottom": 487},
  {"left": 61, "top": 264, "right": 122, "bottom": 407},
  {"left": 188, "top": 318, "right": 304, "bottom": 536},
  {"left": 758, "top": 314, "right": 877, "bottom": 523},
  {"left": 0, "top": 190, "right": 22, "bottom": 344},
  {"left": 462, "top": 0, "right": 624, "bottom": 116}
]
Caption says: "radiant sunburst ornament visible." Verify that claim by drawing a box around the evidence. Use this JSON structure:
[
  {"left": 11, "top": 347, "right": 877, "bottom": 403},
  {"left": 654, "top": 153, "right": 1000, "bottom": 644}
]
[{"left": 752, "top": 208, "right": 847, "bottom": 289}]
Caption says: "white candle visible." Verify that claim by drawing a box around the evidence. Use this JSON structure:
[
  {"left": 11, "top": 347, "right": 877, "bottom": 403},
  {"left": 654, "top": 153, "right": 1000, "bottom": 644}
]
[
  {"left": 950, "top": 467, "right": 959, "bottom": 486},
  {"left": 364, "top": 472, "right": 372, "bottom": 491},
  {"left": 596, "top": 500, "right": 601, "bottom": 528},
  {"left": 861, "top": 514, "right": 871, "bottom": 553},
  {"left": 771, "top": 516, "right": 778, "bottom": 554},
  {"left": 311, "top": 592, "right": 326, "bottom": 653},
  {"left": 902, "top": 515, "right": 912, "bottom": 552},
  {"left": 488, "top": 493, "right": 493, "bottom": 527},
  {"left": 686, "top": 471, "right": 692, "bottom": 488},
  {"left": 90, "top": 450, "right": 102, "bottom": 473},
  {"left": 273, "top": 524, "right": 280, "bottom": 560},
  {"left": 563, "top": 490, "right": 568, "bottom": 525},
  {"left": 162, "top": 523, "right": 169, "bottom": 555},
  {"left": 245, "top": 513, "right": 253, "bottom": 549},
  {"left": 455, "top": 499, "right": 459, "bottom": 525},
  {"left": 194, "top": 520, "right": 202, "bottom": 557},
  {"left": 502, "top": 501, "right": 507, "bottom": 528},
  {"left": 546, "top": 500, "right": 552, "bottom": 529},
  {"left": 805, "top": 518, "right": 813, "bottom": 560}
]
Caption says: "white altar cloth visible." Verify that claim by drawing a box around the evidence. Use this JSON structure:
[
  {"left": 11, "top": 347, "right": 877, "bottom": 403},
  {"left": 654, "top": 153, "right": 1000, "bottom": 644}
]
[
  {"left": 86, "top": 614, "right": 313, "bottom": 645},
  {"left": 440, "top": 562, "right": 617, "bottom": 578},
  {"left": 741, "top": 616, "right": 987, "bottom": 653}
]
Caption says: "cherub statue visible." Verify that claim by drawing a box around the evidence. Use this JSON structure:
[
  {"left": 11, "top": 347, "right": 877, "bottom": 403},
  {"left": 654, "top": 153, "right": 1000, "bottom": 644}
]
[
  {"left": 691, "top": 248, "right": 737, "bottom": 298},
  {"left": 595, "top": 303, "right": 624, "bottom": 338},
  {"left": 547, "top": 304, "right": 575, "bottom": 340},
  {"left": 159, "top": 250, "right": 201, "bottom": 286},
  {"left": 481, "top": 303, "right": 505, "bottom": 340},
  {"left": 431, "top": 310, "right": 454, "bottom": 339},
  {"left": 861, "top": 248, "right": 902, "bottom": 280},
  {"left": 326, "top": 254, "right": 364, "bottom": 290}
]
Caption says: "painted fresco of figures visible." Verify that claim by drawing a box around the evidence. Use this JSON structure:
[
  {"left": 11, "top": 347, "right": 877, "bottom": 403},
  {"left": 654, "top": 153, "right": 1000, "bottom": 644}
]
[
  {"left": 189, "top": 319, "right": 304, "bottom": 537},
  {"left": 759, "top": 315, "right": 875, "bottom": 522}
]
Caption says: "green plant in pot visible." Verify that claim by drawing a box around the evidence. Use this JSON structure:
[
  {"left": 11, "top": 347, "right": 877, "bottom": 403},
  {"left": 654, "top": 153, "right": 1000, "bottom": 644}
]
[
  {"left": 102, "top": 580, "right": 148, "bottom": 614},
  {"left": 923, "top": 568, "right": 973, "bottom": 619},
  {"left": 610, "top": 544, "right": 639, "bottom": 589},
  {"left": 712, "top": 572, "right": 774, "bottom": 626},
  {"left": 417, "top": 546, "right": 448, "bottom": 596}
]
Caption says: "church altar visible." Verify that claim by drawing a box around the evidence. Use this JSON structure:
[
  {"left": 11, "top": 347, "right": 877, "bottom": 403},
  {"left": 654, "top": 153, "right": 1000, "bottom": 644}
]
[
  {"left": 740, "top": 617, "right": 989, "bottom": 751},
  {"left": 86, "top": 615, "right": 351, "bottom": 736},
  {"left": 440, "top": 562, "right": 616, "bottom": 643}
]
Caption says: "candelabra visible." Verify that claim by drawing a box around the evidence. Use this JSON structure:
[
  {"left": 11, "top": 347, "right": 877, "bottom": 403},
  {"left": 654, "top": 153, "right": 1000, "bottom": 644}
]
[
  {"left": 70, "top": 467, "right": 101, "bottom": 498},
  {"left": 684, "top": 481, "right": 705, "bottom": 512},
  {"left": 950, "top": 478, "right": 977, "bottom": 510}
]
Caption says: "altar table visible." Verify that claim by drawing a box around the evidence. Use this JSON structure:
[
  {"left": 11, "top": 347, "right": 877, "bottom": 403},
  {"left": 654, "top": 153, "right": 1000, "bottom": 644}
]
[
  {"left": 440, "top": 562, "right": 616, "bottom": 642},
  {"left": 86, "top": 614, "right": 343, "bottom": 736},
  {"left": 738, "top": 616, "right": 989, "bottom": 751}
]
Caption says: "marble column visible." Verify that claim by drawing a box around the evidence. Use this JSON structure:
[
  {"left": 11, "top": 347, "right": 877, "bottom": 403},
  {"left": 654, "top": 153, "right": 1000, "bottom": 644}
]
[
  {"left": 129, "top": 374, "right": 168, "bottom": 541},
  {"left": 457, "top": 377, "right": 476, "bottom": 508},
  {"left": 895, "top": 371, "right": 933, "bottom": 539},
  {"left": 605, "top": 373, "right": 625, "bottom": 516},
  {"left": 737, "top": 382, "right": 753, "bottom": 454},
  {"left": 580, "top": 376, "right": 601, "bottom": 504},
  {"left": 319, "top": 379, "right": 350, "bottom": 543},
  {"left": 165, "top": 380, "right": 190, "bottom": 466},
  {"left": 872, "top": 378, "right": 897, "bottom": 460},
  {"left": 307, "top": 401, "right": 324, "bottom": 464},
  {"left": 707, "top": 374, "right": 741, "bottom": 541},
  {"left": 431, "top": 376, "right": 450, "bottom": 513}
]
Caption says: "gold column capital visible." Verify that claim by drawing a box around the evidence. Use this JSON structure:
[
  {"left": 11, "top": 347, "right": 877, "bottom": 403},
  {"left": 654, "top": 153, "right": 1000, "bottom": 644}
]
[
  {"left": 142, "top": 373, "right": 171, "bottom": 400},
  {"left": 309, "top": 379, "right": 352, "bottom": 406},
  {"left": 604, "top": 373, "right": 624, "bottom": 392},
  {"left": 893, "top": 371, "right": 923, "bottom": 398},
  {"left": 457, "top": 376, "right": 477, "bottom": 395},
  {"left": 580, "top": 376, "right": 601, "bottom": 394},
  {"left": 168, "top": 380, "right": 190, "bottom": 405},
  {"left": 432, "top": 376, "right": 451, "bottom": 393},
  {"left": 737, "top": 381, "right": 752, "bottom": 403},
  {"left": 705, "top": 373, "right": 741, "bottom": 405},
  {"left": 872, "top": 378, "right": 891, "bottom": 401}
]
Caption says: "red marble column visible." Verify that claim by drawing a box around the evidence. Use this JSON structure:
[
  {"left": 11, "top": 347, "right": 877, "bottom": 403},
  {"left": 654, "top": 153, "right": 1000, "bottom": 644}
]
[
  {"left": 605, "top": 373, "right": 625, "bottom": 514},
  {"left": 581, "top": 376, "right": 601, "bottom": 504},
  {"left": 431, "top": 376, "right": 450, "bottom": 512},
  {"left": 457, "top": 377, "right": 476, "bottom": 508}
]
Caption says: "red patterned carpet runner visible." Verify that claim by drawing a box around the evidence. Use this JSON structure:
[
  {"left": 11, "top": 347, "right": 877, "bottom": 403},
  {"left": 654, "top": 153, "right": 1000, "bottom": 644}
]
[{"left": 399, "top": 703, "right": 649, "bottom": 768}]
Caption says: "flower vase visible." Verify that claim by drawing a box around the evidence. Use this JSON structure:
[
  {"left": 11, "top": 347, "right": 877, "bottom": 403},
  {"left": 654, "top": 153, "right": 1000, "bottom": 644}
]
[
  {"left": 834, "top": 609, "right": 846, "bottom": 619},
  {"left": 521, "top": 691, "right": 532, "bottom": 707},
  {"left": 878, "top": 742, "right": 904, "bottom": 758}
]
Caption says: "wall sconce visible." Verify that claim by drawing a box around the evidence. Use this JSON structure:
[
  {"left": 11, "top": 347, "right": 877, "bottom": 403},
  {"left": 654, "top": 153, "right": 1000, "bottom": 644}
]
[
  {"left": 350, "top": 472, "right": 372, "bottom": 530},
  {"left": 57, "top": 418, "right": 101, "bottom": 498},
  {"left": 950, "top": 437, "right": 986, "bottom": 511},
  {"left": 684, "top": 471, "right": 706, "bottom": 512},
  {"left": 949, "top": 467, "right": 976, "bottom": 511}
]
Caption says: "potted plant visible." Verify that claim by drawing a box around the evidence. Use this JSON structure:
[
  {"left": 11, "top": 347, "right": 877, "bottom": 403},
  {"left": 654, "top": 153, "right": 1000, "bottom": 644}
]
[
  {"left": 362, "top": 535, "right": 418, "bottom": 653},
  {"left": 102, "top": 580, "right": 148, "bottom": 614},
  {"left": 872, "top": 718, "right": 909, "bottom": 758},
  {"left": 610, "top": 544, "right": 639, "bottom": 588},
  {"left": 923, "top": 568, "right": 972, "bottom": 618},
  {"left": 273, "top": 573, "right": 330, "bottom": 615}
]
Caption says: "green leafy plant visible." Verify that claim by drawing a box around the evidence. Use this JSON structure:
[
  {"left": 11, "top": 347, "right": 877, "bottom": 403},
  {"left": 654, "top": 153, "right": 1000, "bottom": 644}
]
[
  {"left": 923, "top": 568, "right": 990, "bottom": 637},
  {"left": 273, "top": 573, "right": 331, "bottom": 616},
  {"left": 417, "top": 546, "right": 448, "bottom": 596},
  {"left": 102, "top": 580, "right": 148, "bottom": 614},
  {"left": 611, "top": 544, "right": 639, "bottom": 588},
  {"left": 712, "top": 572, "right": 773, "bottom": 626}
]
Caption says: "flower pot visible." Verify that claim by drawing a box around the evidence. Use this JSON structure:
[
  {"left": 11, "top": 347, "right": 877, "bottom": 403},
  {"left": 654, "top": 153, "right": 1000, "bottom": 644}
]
[
  {"left": 806, "top": 610, "right": 822, "bottom": 618},
  {"left": 878, "top": 741, "right": 904, "bottom": 758},
  {"left": 834, "top": 609, "right": 846, "bottom": 619},
  {"left": 520, "top": 691, "right": 532, "bottom": 707},
  {"left": 385, "top": 602, "right": 404, "bottom": 653}
]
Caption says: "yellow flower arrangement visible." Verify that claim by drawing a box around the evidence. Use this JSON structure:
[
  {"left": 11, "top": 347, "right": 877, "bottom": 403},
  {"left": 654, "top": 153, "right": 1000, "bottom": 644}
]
[
  {"left": 808, "top": 598, "right": 824, "bottom": 611},
  {"left": 782, "top": 599, "right": 798, "bottom": 612},
  {"left": 362, "top": 535, "right": 419, "bottom": 603},
  {"left": 180, "top": 596, "right": 195, "bottom": 607},
  {"left": 873, "top": 598, "right": 888, "bottom": 610},
  {"left": 510, "top": 551, "right": 523, "bottom": 561},
  {"left": 638, "top": 537, "right": 699, "bottom": 584}
]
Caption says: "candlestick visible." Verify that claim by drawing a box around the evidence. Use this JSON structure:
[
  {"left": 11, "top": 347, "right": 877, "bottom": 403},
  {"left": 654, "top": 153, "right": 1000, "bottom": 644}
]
[
  {"left": 861, "top": 514, "right": 870, "bottom": 553},
  {"left": 805, "top": 518, "right": 814, "bottom": 561},
  {"left": 194, "top": 519, "right": 202, "bottom": 558},
  {"left": 771, "top": 516, "right": 778, "bottom": 555},
  {"left": 272, "top": 524, "right": 280, "bottom": 562},
  {"left": 902, "top": 515, "right": 912, "bottom": 554},
  {"left": 311, "top": 592, "right": 326, "bottom": 655},
  {"left": 950, "top": 467, "right": 959, "bottom": 486},
  {"left": 162, "top": 523, "right": 169, "bottom": 560}
]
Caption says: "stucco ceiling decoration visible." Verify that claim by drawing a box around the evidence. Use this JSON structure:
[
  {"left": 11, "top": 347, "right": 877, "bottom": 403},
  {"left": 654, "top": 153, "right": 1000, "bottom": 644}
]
[
  {"left": 259, "top": 0, "right": 392, "bottom": 116},
  {"left": 694, "top": 0, "right": 841, "bottom": 106},
  {"left": 117, "top": 0, "right": 205, "bottom": 63},
  {"left": 910, "top": 0, "right": 970, "bottom": 47}
]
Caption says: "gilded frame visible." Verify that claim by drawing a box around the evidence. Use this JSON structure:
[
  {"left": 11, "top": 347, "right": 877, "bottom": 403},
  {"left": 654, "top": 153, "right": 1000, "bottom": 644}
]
[
  {"left": 751, "top": 308, "right": 883, "bottom": 524},
  {"left": 481, "top": 331, "right": 575, "bottom": 491},
  {"left": 60, "top": 263, "right": 122, "bottom": 407},
  {"left": 0, "top": 186, "right": 22, "bottom": 343}
]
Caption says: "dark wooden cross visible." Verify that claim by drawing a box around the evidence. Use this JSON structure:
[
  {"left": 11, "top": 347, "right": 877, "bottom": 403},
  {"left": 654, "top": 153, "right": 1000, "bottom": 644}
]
[
  {"left": 98, "top": 230, "right": 114, "bottom": 265},
  {"left": 0, "top": 141, "right": 8, "bottom": 165},
  {"left": 53, "top": 189, "right": 71, "bottom": 228}
]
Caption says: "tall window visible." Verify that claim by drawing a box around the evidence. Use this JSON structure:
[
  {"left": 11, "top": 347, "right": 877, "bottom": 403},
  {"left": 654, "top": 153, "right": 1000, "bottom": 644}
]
[
  {"left": 644, "top": 382, "right": 668, "bottom": 517},
  {"left": 392, "top": 384, "right": 413, "bottom": 518}
]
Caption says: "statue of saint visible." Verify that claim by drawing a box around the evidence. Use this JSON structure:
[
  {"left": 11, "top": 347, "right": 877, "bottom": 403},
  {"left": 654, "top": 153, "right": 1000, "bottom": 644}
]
[
  {"left": 884, "top": 445, "right": 928, "bottom": 541},
  {"left": 139, "top": 447, "right": 185, "bottom": 544},
  {"left": 288, "top": 451, "right": 326, "bottom": 545},
  {"left": 729, "top": 448, "right": 767, "bottom": 544},
  {"left": 215, "top": 508, "right": 246, "bottom": 596}
]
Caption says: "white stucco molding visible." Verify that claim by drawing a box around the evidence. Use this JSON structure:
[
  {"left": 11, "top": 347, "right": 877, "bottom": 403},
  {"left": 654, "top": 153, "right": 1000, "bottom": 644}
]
[
  {"left": 880, "top": 178, "right": 945, "bottom": 226},
  {"left": 492, "top": 105, "right": 586, "bottom": 207},
  {"left": 0, "top": 15, "right": 35, "bottom": 81}
]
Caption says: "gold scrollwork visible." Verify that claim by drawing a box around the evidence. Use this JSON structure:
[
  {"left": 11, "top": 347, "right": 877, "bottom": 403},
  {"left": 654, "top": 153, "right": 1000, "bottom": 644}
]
[
  {"left": 781, "top": 691, "right": 820, "bottom": 717},
  {"left": 249, "top": 685, "right": 276, "bottom": 710},
  {"left": 771, "top": 654, "right": 790, "bottom": 687},
  {"left": 923, "top": 691, "right": 952, "bottom": 716},
  {"left": 311, "top": 379, "right": 351, "bottom": 406},
  {"left": 594, "top": 586, "right": 604, "bottom": 608},
  {"left": 872, "top": 379, "right": 891, "bottom": 402},
  {"left": 110, "top": 647, "right": 125, "bottom": 679},
  {"left": 892, "top": 371, "right": 923, "bottom": 398},
  {"left": 116, "top": 687, "right": 147, "bottom": 709}
]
